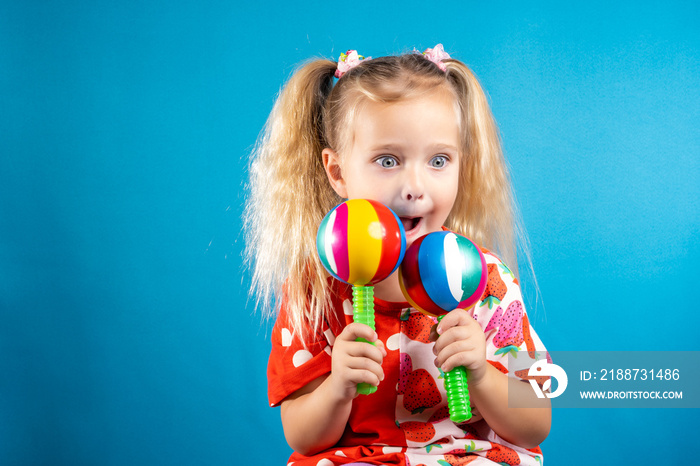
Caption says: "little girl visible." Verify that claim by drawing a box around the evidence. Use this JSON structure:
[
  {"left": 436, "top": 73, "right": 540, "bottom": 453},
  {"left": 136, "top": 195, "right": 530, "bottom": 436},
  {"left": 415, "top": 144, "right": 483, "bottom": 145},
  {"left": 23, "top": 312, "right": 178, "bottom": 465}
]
[{"left": 245, "top": 45, "right": 551, "bottom": 466}]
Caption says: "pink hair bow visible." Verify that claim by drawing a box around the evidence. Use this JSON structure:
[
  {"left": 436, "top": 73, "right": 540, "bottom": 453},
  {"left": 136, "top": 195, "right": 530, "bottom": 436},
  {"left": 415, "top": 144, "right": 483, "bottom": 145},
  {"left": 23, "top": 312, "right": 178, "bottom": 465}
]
[
  {"left": 335, "top": 50, "right": 370, "bottom": 78},
  {"left": 422, "top": 44, "right": 451, "bottom": 71}
]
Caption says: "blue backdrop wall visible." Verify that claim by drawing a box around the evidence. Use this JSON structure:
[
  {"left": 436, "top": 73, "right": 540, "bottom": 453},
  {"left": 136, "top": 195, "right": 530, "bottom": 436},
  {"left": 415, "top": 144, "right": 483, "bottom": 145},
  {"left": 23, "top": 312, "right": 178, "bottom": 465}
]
[{"left": 1, "top": 1, "right": 698, "bottom": 464}]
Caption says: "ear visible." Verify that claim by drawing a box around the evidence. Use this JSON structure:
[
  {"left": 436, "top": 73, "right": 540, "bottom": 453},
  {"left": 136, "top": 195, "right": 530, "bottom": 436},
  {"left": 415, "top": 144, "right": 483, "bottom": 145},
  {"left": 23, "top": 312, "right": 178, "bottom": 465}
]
[{"left": 322, "top": 148, "right": 348, "bottom": 198}]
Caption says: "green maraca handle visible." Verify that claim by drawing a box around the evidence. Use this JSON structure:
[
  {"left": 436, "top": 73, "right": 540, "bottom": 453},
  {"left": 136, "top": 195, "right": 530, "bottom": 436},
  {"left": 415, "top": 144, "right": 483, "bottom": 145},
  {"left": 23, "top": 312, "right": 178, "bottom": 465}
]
[
  {"left": 353, "top": 285, "right": 377, "bottom": 395},
  {"left": 438, "top": 315, "right": 472, "bottom": 422}
]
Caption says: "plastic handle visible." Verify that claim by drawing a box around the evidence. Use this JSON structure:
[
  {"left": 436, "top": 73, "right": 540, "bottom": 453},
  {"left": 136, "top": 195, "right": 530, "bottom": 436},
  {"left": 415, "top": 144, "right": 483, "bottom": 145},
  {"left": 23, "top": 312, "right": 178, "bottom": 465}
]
[
  {"left": 438, "top": 315, "right": 472, "bottom": 422},
  {"left": 352, "top": 285, "right": 377, "bottom": 395}
]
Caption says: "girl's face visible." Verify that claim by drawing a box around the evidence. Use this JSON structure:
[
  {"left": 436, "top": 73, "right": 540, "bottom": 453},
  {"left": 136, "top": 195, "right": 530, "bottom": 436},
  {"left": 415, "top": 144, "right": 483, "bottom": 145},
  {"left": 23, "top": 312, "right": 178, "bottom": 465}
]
[{"left": 323, "top": 90, "right": 461, "bottom": 246}]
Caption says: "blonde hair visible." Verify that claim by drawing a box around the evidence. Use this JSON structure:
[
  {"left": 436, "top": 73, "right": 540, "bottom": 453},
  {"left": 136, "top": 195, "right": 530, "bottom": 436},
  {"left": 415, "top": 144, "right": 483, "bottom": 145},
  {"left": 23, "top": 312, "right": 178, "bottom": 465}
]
[{"left": 245, "top": 52, "right": 531, "bottom": 342}]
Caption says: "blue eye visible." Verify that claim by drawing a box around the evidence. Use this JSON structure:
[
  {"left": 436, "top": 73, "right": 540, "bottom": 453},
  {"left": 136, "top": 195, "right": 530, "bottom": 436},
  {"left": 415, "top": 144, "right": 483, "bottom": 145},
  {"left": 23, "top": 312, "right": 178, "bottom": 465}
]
[
  {"left": 430, "top": 155, "right": 448, "bottom": 168},
  {"left": 376, "top": 156, "right": 397, "bottom": 168}
]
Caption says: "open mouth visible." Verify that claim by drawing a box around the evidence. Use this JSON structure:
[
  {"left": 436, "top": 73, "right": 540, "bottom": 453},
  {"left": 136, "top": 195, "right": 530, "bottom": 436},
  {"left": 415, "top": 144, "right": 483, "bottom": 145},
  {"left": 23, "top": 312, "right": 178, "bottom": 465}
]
[{"left": 399, "top": 217, "right": 422, "bottom": 234}]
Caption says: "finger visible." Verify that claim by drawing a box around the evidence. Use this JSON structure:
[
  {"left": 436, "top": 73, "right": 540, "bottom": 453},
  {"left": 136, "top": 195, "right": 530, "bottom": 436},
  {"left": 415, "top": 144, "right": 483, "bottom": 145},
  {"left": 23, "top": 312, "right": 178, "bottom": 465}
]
[
  {"left": 343, "top": 354, "right": 385, "bottom": 383},
  {"left": 339, "top": 323, "right": 378, "bottom": 343},
  {"left": 346, "top": 355, "right": 384, "bottom": 376},
  {"left": 344, "top": 339, "right": 385, "bottom": 364},
  {"left": 347, "top": 368, "right": 383, "bottom": 387},
  {"left": 432, "top": 325, "right": 473, "bottom": 355},
  {"left": 440, "top": 350, "right": 482, "bottom": 373},
  {"left": 436, "top": 309, "right": 474, "bottom": 335},
  {"left": 374, "top": 338, "right": 388, "bottom": 358},
  {"left": 332, "top": 349, "right": 385, "bottom": 386},
  {"left": 437, "top": 336, "right": 487, "bottom": 373},
  {"left": 434, "top": 339, "right": 477, "bottom": 370}
]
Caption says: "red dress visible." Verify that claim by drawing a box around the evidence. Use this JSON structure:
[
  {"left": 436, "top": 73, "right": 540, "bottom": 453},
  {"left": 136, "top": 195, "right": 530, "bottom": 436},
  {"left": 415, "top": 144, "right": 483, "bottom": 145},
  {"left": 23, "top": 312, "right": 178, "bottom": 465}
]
[{"left": 268, "top": 250, "right": 548, "bottom": 466}]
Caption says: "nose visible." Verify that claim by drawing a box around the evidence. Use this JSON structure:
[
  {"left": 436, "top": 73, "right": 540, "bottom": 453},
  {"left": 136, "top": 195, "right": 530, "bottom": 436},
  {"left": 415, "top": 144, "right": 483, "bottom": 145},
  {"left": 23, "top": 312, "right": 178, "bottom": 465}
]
[{"left": 401, "top": 165, "right": 424, "bottom": 201}]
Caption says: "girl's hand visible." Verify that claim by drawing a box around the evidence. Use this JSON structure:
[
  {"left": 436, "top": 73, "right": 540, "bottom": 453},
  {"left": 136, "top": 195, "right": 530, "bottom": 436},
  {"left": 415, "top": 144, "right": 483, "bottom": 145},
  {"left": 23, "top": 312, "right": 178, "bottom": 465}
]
[
  {"left": 330, "top": 323, "right": 387, "bottom": 401},
  {"left": 280, "top": 324, "right": 386, "bottom": 456},
  {"left": 431, "top": 309, "right": 488, "bottom": 386}
]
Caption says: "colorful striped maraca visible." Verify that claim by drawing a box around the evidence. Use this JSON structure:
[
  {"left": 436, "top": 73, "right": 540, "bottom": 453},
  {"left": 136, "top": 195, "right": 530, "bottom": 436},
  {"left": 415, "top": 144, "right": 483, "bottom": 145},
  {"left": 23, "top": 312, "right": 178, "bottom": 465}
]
[
  {"left": 398, "top": 231, "right": 488, "bottom": 422},
  {"left": 317, "top": 199, "right": 406, "bottom": 394}
]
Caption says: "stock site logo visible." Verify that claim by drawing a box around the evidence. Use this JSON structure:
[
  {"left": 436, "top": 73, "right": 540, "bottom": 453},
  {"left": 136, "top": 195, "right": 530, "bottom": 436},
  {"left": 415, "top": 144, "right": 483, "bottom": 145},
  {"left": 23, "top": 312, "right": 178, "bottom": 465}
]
[{"left": 528, "top": 359, "right": 568, "bottom": 398}]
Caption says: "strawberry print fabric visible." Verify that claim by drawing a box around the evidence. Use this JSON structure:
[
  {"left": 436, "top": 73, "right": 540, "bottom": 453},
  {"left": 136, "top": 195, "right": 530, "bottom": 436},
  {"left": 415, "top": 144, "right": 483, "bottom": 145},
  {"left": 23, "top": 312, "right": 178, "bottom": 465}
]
[{"left": 267, "top": 249, "right": 548, "bottom": 466}]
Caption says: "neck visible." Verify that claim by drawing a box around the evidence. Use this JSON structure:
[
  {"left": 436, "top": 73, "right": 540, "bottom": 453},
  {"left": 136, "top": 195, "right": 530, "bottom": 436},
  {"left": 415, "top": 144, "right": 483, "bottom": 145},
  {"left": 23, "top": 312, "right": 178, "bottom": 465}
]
[{"left": 372, "top": 270, "right": 407, "bottom": 303}]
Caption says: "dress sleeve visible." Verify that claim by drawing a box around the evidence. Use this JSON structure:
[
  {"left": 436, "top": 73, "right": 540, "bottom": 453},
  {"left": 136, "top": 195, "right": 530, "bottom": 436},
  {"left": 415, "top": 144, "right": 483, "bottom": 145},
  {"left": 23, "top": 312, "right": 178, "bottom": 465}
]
[
  {"left": 267, "top": 295, "right": 335, "bottom": 407},
  {"left": 473, "top": 252, "right": 549, "bottom": 385}
]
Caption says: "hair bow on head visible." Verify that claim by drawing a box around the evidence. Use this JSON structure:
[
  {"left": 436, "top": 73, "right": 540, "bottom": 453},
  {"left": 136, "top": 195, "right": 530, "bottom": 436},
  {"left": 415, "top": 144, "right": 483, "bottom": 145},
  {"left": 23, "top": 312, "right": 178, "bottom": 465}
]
[
  {"left": 335, "top": 50, "right": 371, "bottom": 78},
  {"left": 422, "top": 43, "right": 451, "bottom": 71}
]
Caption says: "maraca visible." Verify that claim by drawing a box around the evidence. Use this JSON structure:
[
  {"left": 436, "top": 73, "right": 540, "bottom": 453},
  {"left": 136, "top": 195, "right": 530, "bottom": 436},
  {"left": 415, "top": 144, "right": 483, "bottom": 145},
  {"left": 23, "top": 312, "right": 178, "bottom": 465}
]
[
  {"left": 398, "top": 231, "right": 488, "bottom": 422},
  {"left": 316, "top": 199, "right": 406, "bottom": 394}
]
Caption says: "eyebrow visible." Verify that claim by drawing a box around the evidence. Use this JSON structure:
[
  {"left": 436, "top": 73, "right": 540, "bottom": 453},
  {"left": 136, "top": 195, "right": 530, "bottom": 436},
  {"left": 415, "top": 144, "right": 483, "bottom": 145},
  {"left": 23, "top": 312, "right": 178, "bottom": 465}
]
[
  {"left": 369, "top": 143, "right": 459, "bottom": 152},
  {"left": 431, "top": 143, "right": 459, "bottom": 152},
  {"left": 369, "top": 143, "right": 402, "bottom": 152}
]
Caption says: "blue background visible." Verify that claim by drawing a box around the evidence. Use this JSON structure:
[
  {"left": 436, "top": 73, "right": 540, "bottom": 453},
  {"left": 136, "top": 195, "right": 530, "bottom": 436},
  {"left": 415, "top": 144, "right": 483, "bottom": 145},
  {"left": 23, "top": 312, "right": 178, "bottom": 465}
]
[{"left": 1, "top": 0, "right": 698, "bottom": 464}]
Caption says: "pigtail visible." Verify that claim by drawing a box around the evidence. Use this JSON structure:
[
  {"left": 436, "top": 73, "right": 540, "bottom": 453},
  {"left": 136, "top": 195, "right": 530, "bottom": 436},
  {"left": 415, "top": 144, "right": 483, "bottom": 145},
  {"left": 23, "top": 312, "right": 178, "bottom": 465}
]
[
  {"left": 245, "top": 59, "right": 341, "bottom": 342},
  {"left": 442, "top": 60, "right": 522, "bottom": 275}
]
